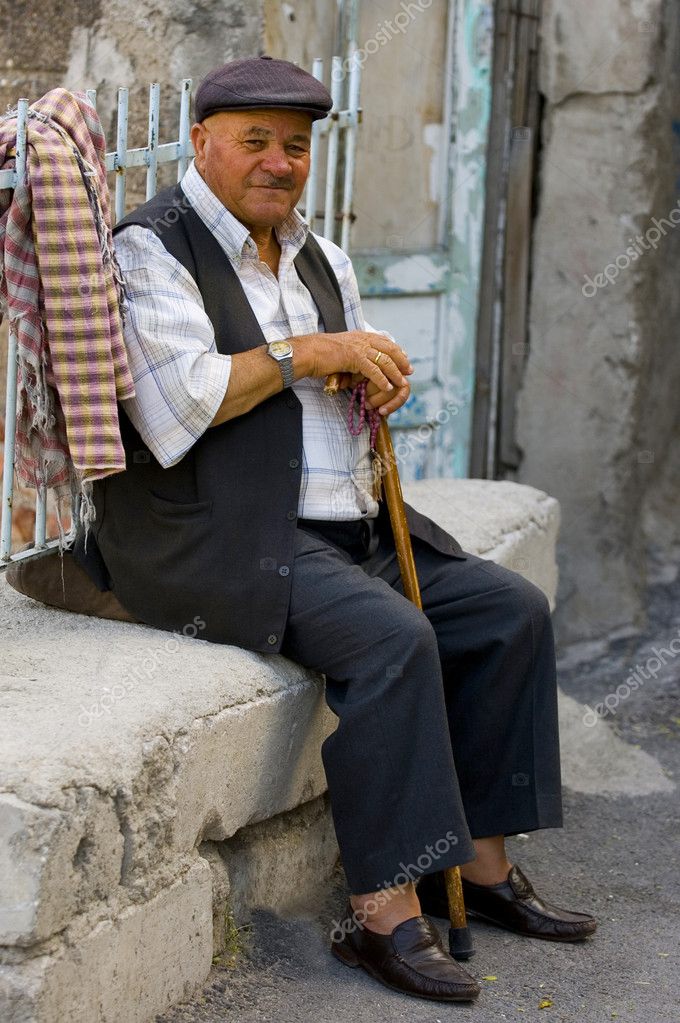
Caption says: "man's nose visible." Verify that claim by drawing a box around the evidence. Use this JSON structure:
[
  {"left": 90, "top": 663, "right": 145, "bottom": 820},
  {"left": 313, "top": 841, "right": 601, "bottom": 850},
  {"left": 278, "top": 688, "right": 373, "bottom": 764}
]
[{"left": 259, "top": 145, "right": 293, "bottom": 176}]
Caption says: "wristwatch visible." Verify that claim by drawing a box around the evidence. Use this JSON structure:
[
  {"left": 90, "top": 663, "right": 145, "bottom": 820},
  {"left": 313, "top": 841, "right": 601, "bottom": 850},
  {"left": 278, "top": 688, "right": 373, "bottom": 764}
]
[{"left": 266, "top": 340, "right": 294, "bottom": 388}]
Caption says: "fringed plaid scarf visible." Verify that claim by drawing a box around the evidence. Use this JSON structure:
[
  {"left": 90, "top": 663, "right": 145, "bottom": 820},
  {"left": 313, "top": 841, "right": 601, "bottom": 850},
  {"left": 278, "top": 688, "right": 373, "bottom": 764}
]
[{"left": 0, "top": 88, "right": 135, "bottom": 548}]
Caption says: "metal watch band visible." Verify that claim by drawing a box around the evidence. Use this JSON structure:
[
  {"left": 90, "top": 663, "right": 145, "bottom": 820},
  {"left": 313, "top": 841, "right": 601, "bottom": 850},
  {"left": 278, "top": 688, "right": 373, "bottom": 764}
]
[{"left": 278, "top": 354, "right": 294, "bottom": 389}]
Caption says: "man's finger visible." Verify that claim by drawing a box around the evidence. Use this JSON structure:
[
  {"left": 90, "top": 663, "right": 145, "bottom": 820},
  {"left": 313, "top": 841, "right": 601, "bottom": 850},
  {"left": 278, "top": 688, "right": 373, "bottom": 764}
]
[
  {"left": 363, "top": 333, "right": 413, "bottom": 375},
  {"left": 359, "top": 350, "right": 405, "bottom": 392},
  {"left": 373, "top": 383, "right": 410, "bottom": 415},
  {"left": 365, "top": 386, "right": 394, "bottom": 409}
]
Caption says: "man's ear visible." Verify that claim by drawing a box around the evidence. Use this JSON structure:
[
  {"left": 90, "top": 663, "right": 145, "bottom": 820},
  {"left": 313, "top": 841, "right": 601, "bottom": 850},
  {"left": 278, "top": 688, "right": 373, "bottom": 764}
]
[{"left": 190, "top": 122, "right": 207, "bottom": 169}]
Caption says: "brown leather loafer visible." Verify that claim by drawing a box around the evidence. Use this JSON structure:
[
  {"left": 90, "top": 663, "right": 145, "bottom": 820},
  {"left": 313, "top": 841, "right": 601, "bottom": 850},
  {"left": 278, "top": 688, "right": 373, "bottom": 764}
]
[
  {"left": 331, "top": 901, "right": 480, "bottom": 1002},
  {"left": 418, "top": 865, "right": 597, "bottom": 942}
]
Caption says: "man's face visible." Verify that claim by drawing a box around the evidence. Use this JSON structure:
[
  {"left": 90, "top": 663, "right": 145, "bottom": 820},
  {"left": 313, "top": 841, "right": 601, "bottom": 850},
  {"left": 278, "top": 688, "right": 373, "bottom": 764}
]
[{"left": 190, "top": 108, "right": 312, "bottom": 232}]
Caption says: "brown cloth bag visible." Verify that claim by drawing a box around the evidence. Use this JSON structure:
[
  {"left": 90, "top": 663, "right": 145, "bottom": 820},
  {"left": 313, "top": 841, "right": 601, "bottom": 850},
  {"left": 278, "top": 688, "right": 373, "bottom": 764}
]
[{"left": 4, "top": 543, "right": 139, "bottom": 623}]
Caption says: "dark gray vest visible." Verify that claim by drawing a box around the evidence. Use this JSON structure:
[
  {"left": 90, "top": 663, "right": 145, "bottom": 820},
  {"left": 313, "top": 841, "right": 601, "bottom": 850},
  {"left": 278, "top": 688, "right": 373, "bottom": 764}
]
[{"left": 79, "top": 184, "right": 466, "bottom": 652}]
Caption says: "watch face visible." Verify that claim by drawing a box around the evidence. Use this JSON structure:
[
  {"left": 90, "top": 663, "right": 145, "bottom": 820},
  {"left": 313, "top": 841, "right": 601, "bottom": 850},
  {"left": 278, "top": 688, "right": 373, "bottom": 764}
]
[{"left": 269, "top": 340, "right": 293, "bottom": 357}]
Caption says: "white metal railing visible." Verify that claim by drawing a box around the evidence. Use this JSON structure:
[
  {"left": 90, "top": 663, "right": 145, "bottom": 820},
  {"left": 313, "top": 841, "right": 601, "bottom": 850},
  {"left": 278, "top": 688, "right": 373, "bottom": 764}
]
[{"left": 0, "top": 54, "right": 361, "bottom": 567}]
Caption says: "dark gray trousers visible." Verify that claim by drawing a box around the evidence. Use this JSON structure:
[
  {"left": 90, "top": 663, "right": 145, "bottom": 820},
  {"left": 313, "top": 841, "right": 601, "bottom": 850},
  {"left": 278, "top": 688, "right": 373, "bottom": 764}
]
[{"left": 279, "top": 513, "right": 563, "bottom": 895}]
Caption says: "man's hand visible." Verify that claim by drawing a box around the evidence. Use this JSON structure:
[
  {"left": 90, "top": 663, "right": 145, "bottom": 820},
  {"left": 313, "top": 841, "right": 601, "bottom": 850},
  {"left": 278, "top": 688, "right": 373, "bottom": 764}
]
[
  {"left": 291, "top": 330, "right": 413, "bottom": 402},
  {"left": 333, "top": 372, "right": 411, "bottom": 416}
]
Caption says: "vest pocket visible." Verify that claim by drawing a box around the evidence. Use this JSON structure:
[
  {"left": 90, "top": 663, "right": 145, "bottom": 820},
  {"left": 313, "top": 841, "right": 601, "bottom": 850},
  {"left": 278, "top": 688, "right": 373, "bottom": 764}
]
[{"left": 148, "top": 490, "right": 213, "bottom": 519}]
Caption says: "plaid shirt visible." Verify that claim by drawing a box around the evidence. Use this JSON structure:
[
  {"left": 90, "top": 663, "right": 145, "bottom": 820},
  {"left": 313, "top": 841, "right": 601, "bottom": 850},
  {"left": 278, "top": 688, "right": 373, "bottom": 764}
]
[{"left": 114, "top": 159, "right": 390, "bottom": 520}]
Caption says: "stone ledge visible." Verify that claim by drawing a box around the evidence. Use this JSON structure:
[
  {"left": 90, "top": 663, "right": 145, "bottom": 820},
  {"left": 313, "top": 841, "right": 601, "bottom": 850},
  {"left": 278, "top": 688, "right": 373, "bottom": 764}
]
[
  {"left": 402, "top": 478, "right": 560, "bottom": 606},
  {"left": 0, "top": 478, "right": 560, "bottom": 1022}
]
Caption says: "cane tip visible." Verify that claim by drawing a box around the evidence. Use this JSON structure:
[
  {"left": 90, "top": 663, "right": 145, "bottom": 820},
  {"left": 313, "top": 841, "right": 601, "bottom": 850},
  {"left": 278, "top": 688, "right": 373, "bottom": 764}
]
[{"left": 449, "top": 925, "right": 475, "bottom": 960}]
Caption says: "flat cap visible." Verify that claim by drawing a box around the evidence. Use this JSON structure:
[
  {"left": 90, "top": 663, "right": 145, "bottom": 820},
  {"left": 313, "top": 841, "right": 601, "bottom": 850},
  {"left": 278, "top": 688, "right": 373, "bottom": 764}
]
[{"left": 195, "top": 55, "right": 332, "bottom": 123}]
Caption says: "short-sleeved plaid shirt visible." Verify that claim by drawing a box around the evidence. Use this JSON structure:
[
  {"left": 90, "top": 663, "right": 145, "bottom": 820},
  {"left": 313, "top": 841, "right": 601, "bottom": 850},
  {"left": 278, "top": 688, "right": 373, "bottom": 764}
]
[{"left": 114, "top": 159, "right": 391, "bottom": 520}]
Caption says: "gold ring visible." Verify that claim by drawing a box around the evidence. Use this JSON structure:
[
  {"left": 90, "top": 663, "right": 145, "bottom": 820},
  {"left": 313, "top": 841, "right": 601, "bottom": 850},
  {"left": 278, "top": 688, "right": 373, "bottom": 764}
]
[{"left": 373, "top": 351, "right": 384, "bottom": 365}]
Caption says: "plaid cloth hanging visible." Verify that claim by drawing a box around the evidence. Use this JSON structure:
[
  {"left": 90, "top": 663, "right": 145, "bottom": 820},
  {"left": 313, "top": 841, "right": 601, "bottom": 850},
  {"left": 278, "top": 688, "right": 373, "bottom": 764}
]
[{"left": 0, "top": 87, "right": 135, "bottom": 546}]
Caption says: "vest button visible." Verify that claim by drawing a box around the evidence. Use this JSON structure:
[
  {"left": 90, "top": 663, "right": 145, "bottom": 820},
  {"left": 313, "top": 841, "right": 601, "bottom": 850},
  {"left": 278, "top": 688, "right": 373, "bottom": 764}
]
[
  {"left": 286, "top": 510, "right": 297, "bottom": 520},
  {"left": 288, "top": 458, "right": 299, "bottom": 468},
  {"left": 267, "top": 633, "right": 278, "bottom": 645},
  {"left": 286, "top": 396, "right": 297, "bottom": 408},
  {"left": 278, "top": 565, "right": 290, "bottom": 577}
]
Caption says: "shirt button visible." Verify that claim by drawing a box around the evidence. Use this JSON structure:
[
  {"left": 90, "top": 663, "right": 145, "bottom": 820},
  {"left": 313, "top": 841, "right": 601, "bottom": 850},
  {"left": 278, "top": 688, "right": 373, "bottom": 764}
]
[
  {"left": 267, "top": 633, "right": 278, "bottom": 645},
  {"left": 286, "top": 510, "right": 297, "bottom": 520},
  {"left": 288, "top": 458, "right": 299, "bottom": 468},
  {"left": 278, "top": 565, "right": 290, "bottom": 576}
]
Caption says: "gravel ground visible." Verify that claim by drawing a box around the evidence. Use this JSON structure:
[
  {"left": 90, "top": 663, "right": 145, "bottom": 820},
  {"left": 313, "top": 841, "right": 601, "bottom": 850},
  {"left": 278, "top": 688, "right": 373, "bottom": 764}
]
[{"left": 156, "top": 546, "right": 680, "bottom": 1023}]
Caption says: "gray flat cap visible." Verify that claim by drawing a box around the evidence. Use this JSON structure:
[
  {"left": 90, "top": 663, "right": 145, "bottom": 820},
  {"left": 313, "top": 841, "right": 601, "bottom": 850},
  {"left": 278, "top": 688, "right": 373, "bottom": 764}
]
[{"left": 195, "top": 55, "right": 332, "bottom": 123}]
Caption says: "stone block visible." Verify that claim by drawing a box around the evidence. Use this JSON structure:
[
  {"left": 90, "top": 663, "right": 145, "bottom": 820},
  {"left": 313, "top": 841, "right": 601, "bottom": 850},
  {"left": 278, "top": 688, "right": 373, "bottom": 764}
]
[{"left": 0, "top": 860, "right": 212, "bottom": 1023}]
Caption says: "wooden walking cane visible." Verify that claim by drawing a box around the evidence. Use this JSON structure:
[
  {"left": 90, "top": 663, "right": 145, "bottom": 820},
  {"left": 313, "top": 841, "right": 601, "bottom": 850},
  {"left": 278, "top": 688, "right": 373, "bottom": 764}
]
[{"left": 324, "top": 374, "right": 475, "bottom": 961}]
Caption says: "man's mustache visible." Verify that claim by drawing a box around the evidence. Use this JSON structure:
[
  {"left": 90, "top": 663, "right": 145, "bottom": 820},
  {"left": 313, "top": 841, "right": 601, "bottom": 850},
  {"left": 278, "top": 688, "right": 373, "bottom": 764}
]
[{"left": 247, "top": 176, "right": 295, "bottom": 190}]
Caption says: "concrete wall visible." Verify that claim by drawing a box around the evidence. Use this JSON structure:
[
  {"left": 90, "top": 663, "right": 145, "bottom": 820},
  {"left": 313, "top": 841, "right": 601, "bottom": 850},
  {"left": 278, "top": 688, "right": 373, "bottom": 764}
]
[{"left": 515, "top": 0, "right": 680, "bottom": 643}]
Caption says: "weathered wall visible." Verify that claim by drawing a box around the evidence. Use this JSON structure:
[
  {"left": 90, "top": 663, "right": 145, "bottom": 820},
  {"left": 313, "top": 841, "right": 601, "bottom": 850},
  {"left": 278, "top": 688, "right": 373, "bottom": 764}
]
[
  {"left": 263, "top": 0, "right": 335, "bottom": 71},
  {"left": 265, "top": 0, "right": 452, "bottom": 251},
  {"left": 0, "top": 0, "right": 264, "bottom": 205},
  {"left": 515, "top": 0, "right": 680, "bottom": 643}
]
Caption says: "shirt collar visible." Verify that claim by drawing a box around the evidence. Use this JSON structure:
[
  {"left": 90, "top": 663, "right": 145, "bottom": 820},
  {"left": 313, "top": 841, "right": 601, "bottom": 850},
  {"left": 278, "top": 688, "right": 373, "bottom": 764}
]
[{"left": 180, "top": 159, "right": 310, "bottom": 268}]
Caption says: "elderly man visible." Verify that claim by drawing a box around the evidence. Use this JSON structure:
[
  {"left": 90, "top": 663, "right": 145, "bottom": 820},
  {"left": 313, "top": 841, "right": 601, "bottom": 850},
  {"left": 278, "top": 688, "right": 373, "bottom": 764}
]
[{"left": 82, "top": 57, "right": 596, "bottom": 1004}]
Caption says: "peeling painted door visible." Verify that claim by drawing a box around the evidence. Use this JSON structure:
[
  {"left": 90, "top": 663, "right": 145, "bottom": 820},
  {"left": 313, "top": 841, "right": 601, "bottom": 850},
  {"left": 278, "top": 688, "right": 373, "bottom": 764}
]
[
  {"left": 265, "top": 0, "right": 494, "bottom": 479},
  {"left": 349, "top": 0, "right": 494, "bottom": 480}
]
